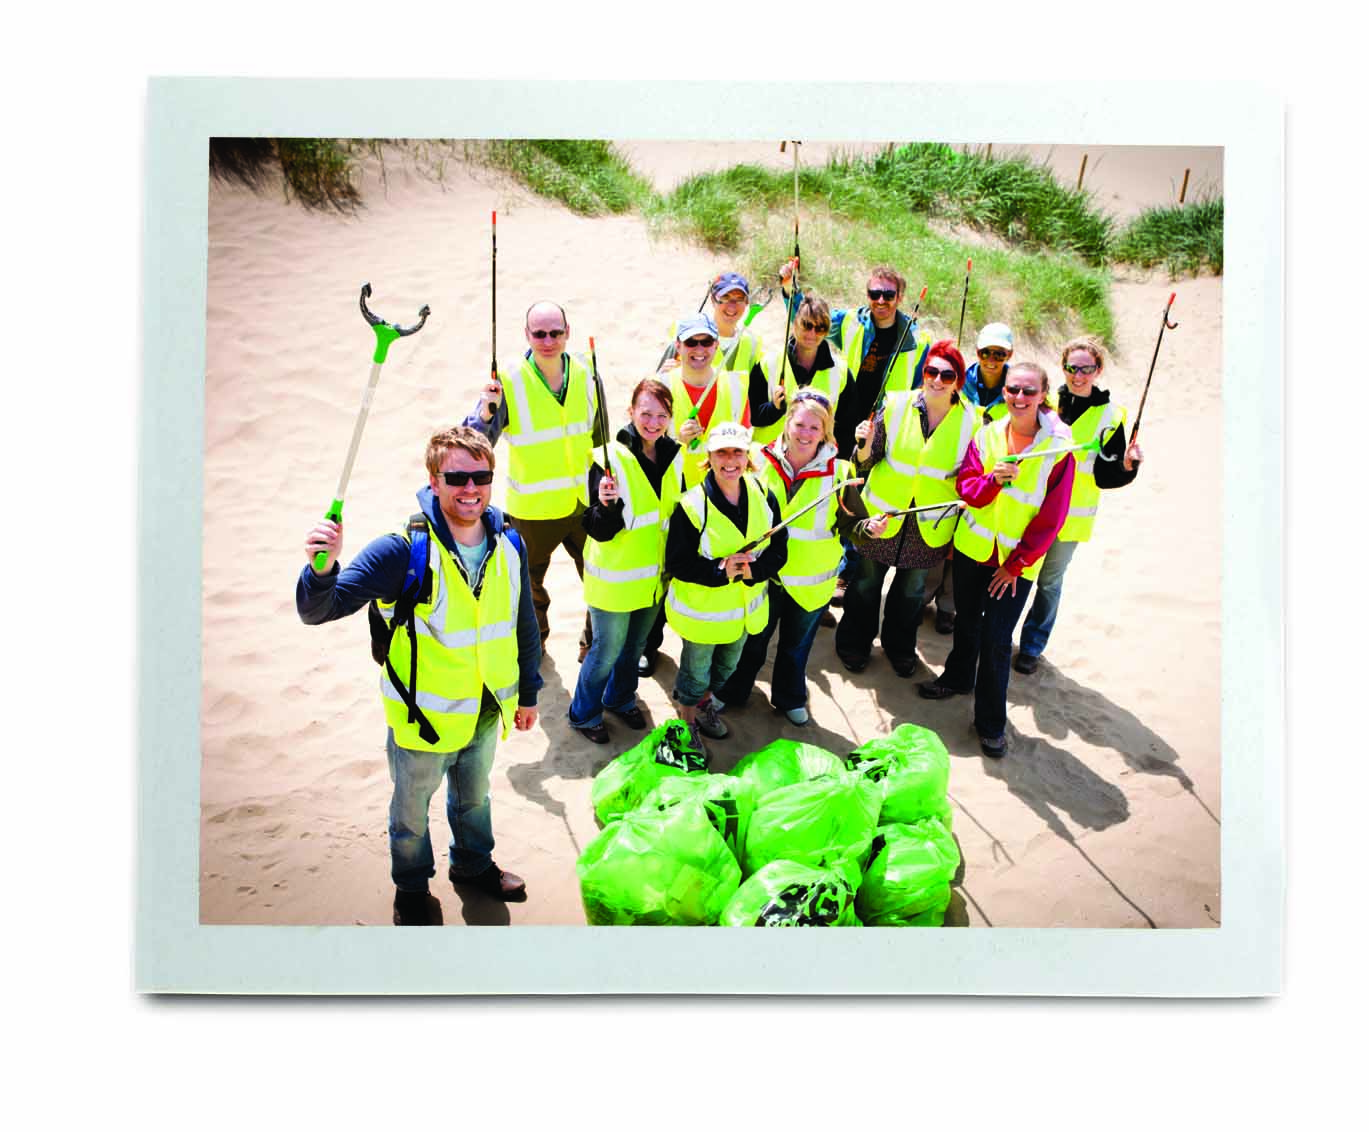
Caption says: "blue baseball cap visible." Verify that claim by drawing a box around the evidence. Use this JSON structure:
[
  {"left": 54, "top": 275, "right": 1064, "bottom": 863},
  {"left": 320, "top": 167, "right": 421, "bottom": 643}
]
[
  {"left": 710, "top": 272, "right": 750, "bottom": 299},
  {"left": 676, "top": 312, "right": 720, "bottom": 341}
]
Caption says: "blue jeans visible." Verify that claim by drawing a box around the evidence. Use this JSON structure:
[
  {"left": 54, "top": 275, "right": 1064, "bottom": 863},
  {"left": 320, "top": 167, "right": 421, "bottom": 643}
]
[
  {"left": 1017, "top": 538, "right": 1079, "bottom": 658},
  {"left": 834, "top": 553, "right": 929, "bottom": 666},
  {"left": 939, "top": 551, "right": 1034, "bottom": 741},
  {"left": 673, "top": 634, "right": 748, "bottom": 706},
  {"left": 385, "top": 692, "right": 500, "bottom": 892},
  {"left": 716, "top": 586, "right": 826, "bottom": 711},
  {"left": 568, "top": 602, "right": 660, "bottom": 728}
]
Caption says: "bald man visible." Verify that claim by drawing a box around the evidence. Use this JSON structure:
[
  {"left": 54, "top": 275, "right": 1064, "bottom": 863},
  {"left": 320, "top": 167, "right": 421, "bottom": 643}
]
[{"left": 465, "top": 301, "right": 607, "bottom": 660}]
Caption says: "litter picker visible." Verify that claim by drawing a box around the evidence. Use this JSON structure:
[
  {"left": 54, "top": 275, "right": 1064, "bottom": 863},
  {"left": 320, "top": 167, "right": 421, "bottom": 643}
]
[
  {"left": 588, "top": 335, "right": 611, "bottom": 476},
  {"left": 864, "top": 284, "right": 927, "bottom": 429},
  {"left": 1129, "top": 292, "right": 1179, "bottom": 447},
  {"left": 729, "top": 476, "right": 865, "bottom": 581},
  {"left": 770, "top": 138, "right": 803, "bottom": 411},
  {"left": 313, "top": 284, "right": 430, "bottom": 572},
  {"left": 1000, "top": 436, "right": 1102, "bottom": 464},
  {"left": 955, "top": 258, "right": 972, "bottom": 350}
]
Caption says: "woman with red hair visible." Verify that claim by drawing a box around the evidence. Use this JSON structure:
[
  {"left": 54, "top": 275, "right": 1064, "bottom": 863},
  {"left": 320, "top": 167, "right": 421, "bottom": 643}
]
[{"left": 836, "top": 340, "right": 980, "bottom": 676}]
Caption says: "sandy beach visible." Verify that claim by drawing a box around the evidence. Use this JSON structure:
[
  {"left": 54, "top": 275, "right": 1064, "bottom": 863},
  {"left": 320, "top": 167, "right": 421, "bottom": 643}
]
[{"left": 200, "top": 140, "right": 1222, "bottom": 929}]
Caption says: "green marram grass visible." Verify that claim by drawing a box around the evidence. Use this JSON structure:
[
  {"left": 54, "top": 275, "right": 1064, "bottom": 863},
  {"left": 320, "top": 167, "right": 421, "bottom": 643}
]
[
  {"left": 1114, "top": 197, "right": 1224, "bottom": 276},
  {"left": 465, "top": 139, "right": 653, "bottom": 216}
]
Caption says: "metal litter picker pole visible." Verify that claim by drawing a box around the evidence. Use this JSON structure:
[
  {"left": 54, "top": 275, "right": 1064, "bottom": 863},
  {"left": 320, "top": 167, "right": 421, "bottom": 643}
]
[
  {"left": 955, "top": 258, "right": 972, "bottom": 350},
  {"left": 313, "top": 283, "right": 431, "bottom": 572},
  {"left": 1129, "top": 291, "right": 1179, "bottom": 447},
  {"left": 729, "top": 477, "right": 866, "bottom": 581}
]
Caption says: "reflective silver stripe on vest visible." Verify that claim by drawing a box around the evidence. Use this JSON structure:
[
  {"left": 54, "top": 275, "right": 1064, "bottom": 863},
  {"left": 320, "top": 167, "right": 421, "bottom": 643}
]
[
  {"left": 381, "top": 675, "right": 481, "bottom": 716},
  {"left": 781, "top": 565, "right": 841, "bottom": 587},
  {"left": 667, "top": 585, "right": 766, "bottom": 623},
  {"left": 585, "top": 561, "right": 660, "bottom": 584},
  {"left": 1068, "top": 505, "right": 1099, "bottom": 519},
  {"left": 917, "top": 467, "right": 955, "bottom": 481},
  {"left": 998, "top": 531, "right": 1022, "bottom": 549},
  {"left": 624, "top": 509, "right": 660, "bottom": 532},
  {"left": 787, "top": 525, "right": 832, "bottom": 542},
  {"left": 505, "top": 420, "right": 591, "bottom": 447},
  {"left": 508, "top": 474, "right": 579, "bottom": 495},
  {"left": 490, "top": 679, "right": 520, "bottom": 703},
  {"left": 960, "top": 510, "right": 996, "bottom": 542},
  {"left": 413, "top": 619, "right": 516, "bottom": 648},
  {"left": 864, "top": 486, "right": 902, "bottom": 514},
  {"left": 1002, "top": 482, "right": 1048, "bottom": 509}
]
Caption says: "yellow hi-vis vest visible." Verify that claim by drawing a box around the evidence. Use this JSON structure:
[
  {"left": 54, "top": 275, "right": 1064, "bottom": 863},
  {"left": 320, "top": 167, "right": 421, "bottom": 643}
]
[
  {"left": 839, "top": 311, "right": 931, "bottom": 398},
  {"left": 756, "top": 446, "right": 852, "bottom": 611},
  {"left": 499, "top": 352, "right": 597, "bottom": 520},
  {"left": 751, "top": 345, "right": 852, "bottom": 446},
  {"left": 671, "top": 368, "right": 748, "bottom": 490},
  {"left": 862, "top": 392, "right": 978, "bottom": 545},
  {"left": 953, "top": 411, "right": 1074, "bottom": 583},
  {"left": 376, "top": 522, "right": 522, "bottom": 752},
  {"left": 583, "top": 441, "right": 685, "bottom": 612},
  {"left": 1058, "top": 401, "right": 1127, "bottom": 543},
  {"left": 665, "top": 474, "right": 773, "bottom": 644}
]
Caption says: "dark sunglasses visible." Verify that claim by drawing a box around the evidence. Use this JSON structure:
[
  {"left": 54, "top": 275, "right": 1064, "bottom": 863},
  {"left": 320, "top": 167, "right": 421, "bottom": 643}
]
[
  {"left": 528, "top": 328, "right": 566, "bottom": 340},
  {"left": 978, "top": 348, "right": 1008, "bottom": 360},
  {"left": 681, "top": 336, "right": 716, "bottom": 348},
  {"left": 924, "top": 365, "right": 958, "bottom": 382},
  {"left": 1063, "top": 363, "right": 1100, "bottom": 375},
  {"left": 1004, "top": 385, "right": 1040, "bottom": 397},
  {"left": 798, "top": 319, "right": 830, "bottom": 333},
  {"left": 441, "top": 469, "right": 495, "bottom": 486},
  {"left": 867, "top": 288, "right": 898, "bottom": 302}
]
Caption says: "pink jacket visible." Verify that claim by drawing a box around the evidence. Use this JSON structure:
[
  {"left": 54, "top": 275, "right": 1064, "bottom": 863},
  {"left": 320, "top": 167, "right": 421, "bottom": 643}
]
[{"left": 956, "top": 439, "right": 1076, "bottom": 577}]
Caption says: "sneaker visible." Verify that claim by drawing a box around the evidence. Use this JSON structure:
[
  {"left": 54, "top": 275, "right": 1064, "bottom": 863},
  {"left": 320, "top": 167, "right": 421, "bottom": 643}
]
[
  {"left": 978, "top": 731, "right": 1007, "bottom": 758},
  {"left": 571, "top": 720, "right": 610, "bottom": 744},
  {"left": 687, "top": 721, "right": 711, "bottom": 760},
  {"left": 637, "top": 651, "right": 657, "bottom": 677},
  {"left": 783, "top": 706, "right": 810, "bottom": 726},
  {"left": 917, "top": 678, "right": 968, "bottom": 700},
  {"left": 607, "top": 703, "right": 647, "bottom": 730},
  {"left": 694, "top": 697, "right": 729, "bottom": 739},
  {"left": 1013, "top": 651, "right": 1040, "bottom": 675}
]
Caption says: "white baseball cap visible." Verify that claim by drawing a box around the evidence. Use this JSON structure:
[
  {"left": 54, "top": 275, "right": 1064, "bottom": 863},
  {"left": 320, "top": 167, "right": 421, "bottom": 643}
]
[
  {"left": 976, "top": 323, "right": 1014, "bottom": 352},
  {"left": 705, "top": 421, "right": 752, "bottom": 452}
]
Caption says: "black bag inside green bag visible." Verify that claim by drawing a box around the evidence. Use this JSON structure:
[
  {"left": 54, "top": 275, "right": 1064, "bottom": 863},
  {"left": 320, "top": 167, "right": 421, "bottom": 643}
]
[
  {"left": 856, "top": 818, "right": 961, "bottom": 927},
  {"left": 720, "top": 860, "right": 860, "bottom": 927},
  {"left": 640, "top": 774, "right": 758, "bottom": 864},
  {"left": 741, "top": 771, "right": 882, "bottom": 886},
  {"left": 590, "top": 719, "right": 709, "bottom": 826},
  {"left": 845, "top": 723, "right": 952, "bottom": 827}
]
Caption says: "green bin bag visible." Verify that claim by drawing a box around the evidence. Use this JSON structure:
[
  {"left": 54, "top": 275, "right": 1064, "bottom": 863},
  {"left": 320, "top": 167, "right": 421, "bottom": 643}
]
[
  {"left": 640, "top": 773, "right": 759, "bottom": 864},
  {"left": 719, "top": 860, "right": 861, "bottom": 926},
  {"left": 730, "top": 738, "right": 846, "bottom": 799},
  {"left": 846, "top": 724, "right": 952, "bottom": 827},
  {"left": 590, "top": 719, "right": 709, "bottom": 826},
  {"left": 741, "top": 771, "right": 882, "bottom": 885},
  {"left": 576, "top": 800, "right": 741, "bottom": 925},
  {"left": 856, "top": 818, "right": 961, "bottom": 927}
]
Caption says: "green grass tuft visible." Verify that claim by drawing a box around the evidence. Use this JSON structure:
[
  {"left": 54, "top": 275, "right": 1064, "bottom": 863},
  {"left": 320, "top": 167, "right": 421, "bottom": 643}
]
[
  {"left": 275, "top": 139, "right": 362, "bottom": 214},
  {"left": 1114, "top": 198, "right": 1223, "bottom": 275},
  {"left": 468, "top": 139, "right": 652, "bottom": 216}
]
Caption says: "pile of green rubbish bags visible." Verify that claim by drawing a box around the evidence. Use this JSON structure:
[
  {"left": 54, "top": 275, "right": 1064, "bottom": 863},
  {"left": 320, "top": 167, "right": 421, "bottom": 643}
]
[{"left": 576, "top": 721, "right": 960, "bottom": 927}]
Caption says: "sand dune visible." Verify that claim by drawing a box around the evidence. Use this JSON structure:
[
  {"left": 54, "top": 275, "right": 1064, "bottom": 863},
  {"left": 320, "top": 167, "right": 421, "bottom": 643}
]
[{"left": 201, "top": 142, "right": 1221, "bottom": 928}]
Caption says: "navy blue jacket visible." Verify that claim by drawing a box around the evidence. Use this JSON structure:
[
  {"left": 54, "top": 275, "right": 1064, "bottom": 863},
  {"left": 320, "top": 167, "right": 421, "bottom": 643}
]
[{"left": 295, "top": 487, "right": 543, "bottom": 706}]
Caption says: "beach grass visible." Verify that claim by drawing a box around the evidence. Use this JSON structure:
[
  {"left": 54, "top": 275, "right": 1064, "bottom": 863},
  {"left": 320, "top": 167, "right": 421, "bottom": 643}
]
[
  {"left": 464, "top": 139, "right": 653, "bottom": 216},
  {"left": 1114, "top": 197, "right": 1224, "bottom": 276}
]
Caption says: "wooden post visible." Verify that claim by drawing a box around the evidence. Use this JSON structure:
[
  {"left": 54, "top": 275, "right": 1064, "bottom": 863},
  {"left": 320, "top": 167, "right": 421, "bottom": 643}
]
[
  {"left": 1179, "top": 168, "right": 1191, "bottom": 203},
  {"left": 1077, "top": 153, "right": 1088, "bottom": 191},
  {"left": 986, "top": 143, "right": 993, "bottom": 159}
]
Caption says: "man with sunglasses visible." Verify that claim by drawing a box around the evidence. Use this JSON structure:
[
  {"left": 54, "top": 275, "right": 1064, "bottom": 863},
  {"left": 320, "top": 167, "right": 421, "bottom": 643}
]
[
  {"left": 780, "top": 262, "right": 931, "bottom": 460},
  {"left": 962, "top": 323, "right": 1015, "bottom": 423},
  {"left": 466, "top": 300, "right": 607, "bottom": 661},
  {"left": 298, "top": 427, "right": 544, "bottom": 925}
]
